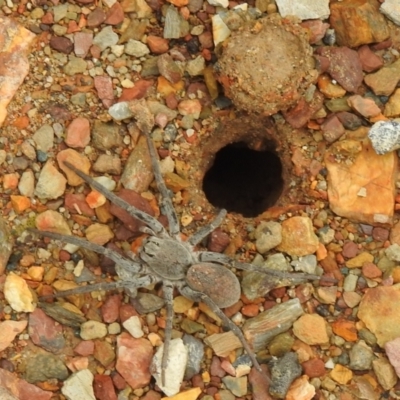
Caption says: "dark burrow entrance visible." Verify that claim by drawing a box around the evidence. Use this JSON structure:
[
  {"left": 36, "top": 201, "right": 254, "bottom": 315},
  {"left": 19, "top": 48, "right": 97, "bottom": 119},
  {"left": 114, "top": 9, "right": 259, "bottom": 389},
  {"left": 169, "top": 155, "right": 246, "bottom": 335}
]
[{"left": 202, "top": 142, "right": 284, "bottom": 218}]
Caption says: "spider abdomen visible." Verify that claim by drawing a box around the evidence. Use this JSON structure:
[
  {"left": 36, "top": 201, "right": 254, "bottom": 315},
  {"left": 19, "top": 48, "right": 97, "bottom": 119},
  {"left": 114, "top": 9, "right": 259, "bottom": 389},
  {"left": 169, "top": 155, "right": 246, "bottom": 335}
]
[{"left": 186, "top": 263, "right": 241, "bottom": 308}]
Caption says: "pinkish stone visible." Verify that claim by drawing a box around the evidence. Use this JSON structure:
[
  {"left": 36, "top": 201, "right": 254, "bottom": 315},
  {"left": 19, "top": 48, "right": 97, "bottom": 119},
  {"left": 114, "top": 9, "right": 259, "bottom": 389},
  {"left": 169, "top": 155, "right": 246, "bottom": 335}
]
[
  {"left": 0, "top": 17, "right": 36, "bottom": 127},
  {"left": 358, "top": 45, "right": 383, "bottom": 73},
  {"left": 320, "top": 114, "right": 345, "bottom": 143},
  {"left": 64, "top": 193, "right": 96, "bottom": 217},
  {"left": 116, "top": 333, "right": 153, "bottom": 389},
  {"left": 286, "top": 376, "right": 315, "bottom": 400},
  {"left": 74, "top": 32, "right": 93, "bottom": 58},
  {"left": 320, "top": 47, "right": 363, "bottom": 93},
  {"left": 28, "top": 308, "right": 65, "bottom": 353},
  {"left": 301, "top": 20, "right": 329, "bottom": 44},
  {"left": 342, "top": 241, "right": 359, "bottom": 259},
  {"left": 282, "top": 91, "right": 324, "bottom": 129},
  {"left": 147, "top": 35, "right": 169, "bottom": 54},
  {"left": 347, "top": 95, "right": 381, "bottom": 118},
  {"left": 105, "top": 2, "right": 124, "bottom": 25},
  {"left": 87, "top": 7, "right": 106, "bottom": 27},
  {"left": 178, "top": 99, "right": 202, "bottom": 118},
  {"left": 74, "top": 340, "right": 95, "bottom": 356},
  {"left": 65, "top": 117, "right": 91, "bottom": 148},
  {"left": 109, "top": 189, "right": 154, "bottom": 233},
  {"left": 301, "top": 358, "right": 326, "bottom": 378},
  {"left": 118, "top": 79, "right": 154, "bottom": 102},
  {"left": 385, "top": 337, "right": 400, "bottom": 378},
  {"left": 0, "top": 320, "right": 27, "bottom": 352},
  {"left": 101, "top": 294, "right": 122, "bottom": 323},
  {"left": 0, "top": 368, "right": 52, "bottom": 400},
  {"left": 94, "top": 374, "right": 118, "bottom": 400},
  {"left": 94, "top": 75, "right": 115, "bottom": 108}
]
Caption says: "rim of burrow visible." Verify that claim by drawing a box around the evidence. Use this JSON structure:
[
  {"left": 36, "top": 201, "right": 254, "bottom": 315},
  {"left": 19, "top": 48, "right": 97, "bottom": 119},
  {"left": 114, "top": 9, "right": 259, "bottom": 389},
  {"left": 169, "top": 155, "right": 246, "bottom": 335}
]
[{"left": 187, "top": 114, "right": 312, "bottom": 221}]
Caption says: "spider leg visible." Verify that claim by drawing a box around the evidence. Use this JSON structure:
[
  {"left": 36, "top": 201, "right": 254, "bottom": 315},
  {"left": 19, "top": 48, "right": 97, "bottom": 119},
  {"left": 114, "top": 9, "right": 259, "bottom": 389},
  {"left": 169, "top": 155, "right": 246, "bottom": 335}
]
[
  {"left": 161, "top": 282, "right": 174, "bottom": 386},
  {"left": 62, "top": 161, "right": 167, "bottom": 236},
  {"left": 39, "top": 276, "right": 153, "bottom": 300},
  {"left": 179, "top": 285, "right": 267, "bottom": 380},
  {"left": 187, "top": 209, "right": 227, "bottom": 246},
  {"left": 144, "top": 133, "right": 180, "bottom": 237},
  {"left": 29, "top": 229, "right": 143, "bottom": 274},
  {"left": 197, "top": 252, "right": 336, "bottom": 283}
]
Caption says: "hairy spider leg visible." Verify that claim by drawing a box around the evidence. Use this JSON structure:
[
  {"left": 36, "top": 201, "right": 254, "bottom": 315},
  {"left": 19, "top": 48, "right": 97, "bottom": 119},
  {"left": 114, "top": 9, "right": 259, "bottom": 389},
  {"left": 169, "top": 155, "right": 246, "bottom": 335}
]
[
  {"left": 198, "top": 251, "right": 336, "bottom": 283},
  {"left": 63, "top": 160, "right": 167, "bottom": 237},
  {"left": 144, "top": 133, "right": 180, "bottom": 237}
]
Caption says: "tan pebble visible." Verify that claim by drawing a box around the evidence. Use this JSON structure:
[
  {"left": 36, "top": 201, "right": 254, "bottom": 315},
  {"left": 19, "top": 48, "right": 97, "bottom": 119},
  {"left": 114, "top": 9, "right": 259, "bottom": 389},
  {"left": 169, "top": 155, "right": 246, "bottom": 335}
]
[
  {"left": 27, "top": 266, "right": 44, "bottom": 281},
  {"left": 4, "top": 273, "right": 35, "bottom": 312},
  {"left": 85, "top": 223, "right": 114, "bottom": 245},
  {"left": 286, "top": 376, "right": 315, "bottom": 400},
  {"left": 57, "top": 148, "right": 91, "bottom": 186},
  {"left": 161, "top": 387, "right": 201, "bottom": 400},
  {"left": 346, "top": 252, "right": 374, "bottom": 268},
  {"left": 293, "top": 314, "right": 329, "bottom": 345},
  {"left": 330, "top": 364, "right": 353, "bottom": 384},
  {"left": 35, "top": 210, "right": 72, "bottom": 235},
  {"left": 173, "top": 296, "right": 194, "bottom": 313}
]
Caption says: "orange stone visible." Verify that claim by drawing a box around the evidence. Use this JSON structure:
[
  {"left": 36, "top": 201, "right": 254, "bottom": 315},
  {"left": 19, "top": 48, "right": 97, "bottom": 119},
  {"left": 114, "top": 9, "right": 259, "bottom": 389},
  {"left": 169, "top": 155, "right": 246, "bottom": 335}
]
[
  {"left": 330, "top": 364, "right": 353, "bottom": 385},
  {"left": 331, "top": 319, "right": 358, "bottom": 342},
  {"left": 10, "top": 195, "right": 31, "bottom": 213},
  {"left": 330, "top": 0, "right": 389, "bottom": 47},
  {"left": 317, "top": 74, "right": 346, "bottom": 99}
]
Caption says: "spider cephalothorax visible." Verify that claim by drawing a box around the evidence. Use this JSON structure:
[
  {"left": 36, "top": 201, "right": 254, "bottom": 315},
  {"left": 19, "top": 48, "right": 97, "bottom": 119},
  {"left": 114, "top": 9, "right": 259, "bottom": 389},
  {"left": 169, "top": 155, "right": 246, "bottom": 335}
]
[{"left": 29, "top": 104, "right": 328, "bottom": 395}]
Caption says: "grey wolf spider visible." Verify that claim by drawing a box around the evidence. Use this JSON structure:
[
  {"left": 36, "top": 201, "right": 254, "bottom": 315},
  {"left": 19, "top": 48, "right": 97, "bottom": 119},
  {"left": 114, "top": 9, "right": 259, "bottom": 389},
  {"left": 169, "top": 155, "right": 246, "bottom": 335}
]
[{"left": 30, "top": 125, "right": 328, "bottom": 390}]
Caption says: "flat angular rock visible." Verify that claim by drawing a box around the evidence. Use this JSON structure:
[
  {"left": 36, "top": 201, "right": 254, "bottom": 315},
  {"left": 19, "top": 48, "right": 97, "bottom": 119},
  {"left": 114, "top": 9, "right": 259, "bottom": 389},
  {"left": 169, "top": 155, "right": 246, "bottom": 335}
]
[
  {"left": 276, "top": 0, "right": 329, "bottom": 20},
  {"left": 243, "top": 298, "right": 304, "bottom": 352},
  {"left": 320, "top": 47, "right": 363, "bottom": 93},
  {"left": 4, "top": 273, "right": 35, "bottom": 313},
  {"left": 330, "top": 0, "right": 389, "bottom": 47},
  {"left": 325, "top": 137, "right": 397, "bottom": 225},
  {"left": 358, "top": 285, "right": 400, "bottom": 346},
  {"left": 61, "top": 369, "right": 95, "bottom": 400},
  {"left": 277, "top": 216, "right": 319, "bottom": 256},
  {"left": 0, "top": 17, "right": 36, "bottom": 126},
  {"left": 380, "top": 0, "right": 400, "bottom": 26},
  {"left": 364, "top": 58, "right": 400, "bottom": 96},
  {"left": 0, "top": 320, "right": 27, "bottom": 352},
  {"left": 116, "top": 333, "right": 153, "bottom": 389},
  {"left": 151, "top": 338, "right": 188, "bottom": 396}
]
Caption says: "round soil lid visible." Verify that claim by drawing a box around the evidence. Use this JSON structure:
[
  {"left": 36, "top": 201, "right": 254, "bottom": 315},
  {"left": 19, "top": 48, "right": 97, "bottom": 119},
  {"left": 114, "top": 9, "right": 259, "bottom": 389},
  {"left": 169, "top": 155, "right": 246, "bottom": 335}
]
[{"left": 215, "top": 14, "right": 318, "bottom": 115}]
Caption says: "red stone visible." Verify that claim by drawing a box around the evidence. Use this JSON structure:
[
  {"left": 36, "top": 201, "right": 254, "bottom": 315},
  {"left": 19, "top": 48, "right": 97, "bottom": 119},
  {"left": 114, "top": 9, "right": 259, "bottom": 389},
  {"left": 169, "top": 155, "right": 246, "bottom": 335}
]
[
  {"left": 101, "top": 294, "right": 122, "bottom": 323},
  {"left": 358, "top": 45, "right": 383, "bottom": 73},
  {"left": 147, "top": 35, "right": 169, "bottom": 54},
  {"left": 320, "top": 115, "right": 345, "bottom": 143},
  {"left": 119, "top": 303, "right": 138, "bottom": 323},
  {"left": 302, "top": 358, "right": 326, "bottom": 378},
  {"left": 74, "top": 340, "right": 95, "bottom": 356},
  {"left": 320, "top": 47, "right": 363, "bottom": 93},
  {"left": 29, "top": 308, "right": 65, "bottom": 353},
  {"left": 94, "top": 374, "right": 117, "bottom": 400},
  {"left": 105, "top": 2, "right": 124, "bottom": 25},
  {"left": 118, "top": 79, "right": 153, "bottom": 102},
  {"left": 342, "top": 241, "right": 359, "bottom": 258},
  {"left": 372, "top": 227, "right": 389, "bottom": 242},
  {"left": 116, "top": 333, "right": 153, "bottom": 389},
  {"left": 362, "top": 262, "right": 382, "bottom": 279}
]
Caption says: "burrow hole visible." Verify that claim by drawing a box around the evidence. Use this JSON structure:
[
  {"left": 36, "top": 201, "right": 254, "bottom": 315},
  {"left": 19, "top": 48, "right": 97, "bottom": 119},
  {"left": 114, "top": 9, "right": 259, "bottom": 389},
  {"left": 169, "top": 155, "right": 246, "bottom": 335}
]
[{"left": 202, "top": 142, "right": 284, "bottom": 218}]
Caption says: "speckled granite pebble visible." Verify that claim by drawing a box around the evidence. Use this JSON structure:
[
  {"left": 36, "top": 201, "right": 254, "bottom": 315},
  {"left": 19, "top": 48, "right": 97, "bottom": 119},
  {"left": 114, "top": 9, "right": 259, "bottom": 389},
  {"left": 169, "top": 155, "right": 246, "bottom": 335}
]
[{"left": 368, "top": 120, "right": 400, "bottom": 154}]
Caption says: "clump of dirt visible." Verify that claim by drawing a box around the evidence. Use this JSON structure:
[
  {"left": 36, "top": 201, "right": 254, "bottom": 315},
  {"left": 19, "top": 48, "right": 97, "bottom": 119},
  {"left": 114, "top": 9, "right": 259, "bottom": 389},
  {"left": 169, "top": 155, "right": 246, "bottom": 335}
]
[{"left": 215, "top": 14, "right": 318, "bottom": 115}]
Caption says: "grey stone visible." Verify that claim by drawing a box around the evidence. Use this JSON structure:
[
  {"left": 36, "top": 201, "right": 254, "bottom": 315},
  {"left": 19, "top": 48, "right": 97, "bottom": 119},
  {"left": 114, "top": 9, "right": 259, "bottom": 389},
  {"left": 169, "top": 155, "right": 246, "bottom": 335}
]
[
  {"left": 92, "top": 120, "right": 123, "bottom": 150},
  {"left": 64, "top": 56, "right": 87, "bottom": 75},
  {"left": 291, "top": 254, "right": 317, "bottom": 274},
  {"left": 163, "top": 5, "right": 190, "bottom": 39},
  {"left": 183, "top": 334, "right": 204, "bottom": 380},
  {"left": 349, "top": 341, "right": 375, "bottom": 370},
  {"left": 222, "top": 376, "right": 248, "bottom": 397},
  {"left": 254, "top": 221, "right": 282, "bottom": 254},
  {"left": 33, "top": 124, "right": 54, "bottom": 152},
  {"left": 25, "top": 352, "right": 69, "bottom": 383},
  {"left": 125, "top": 39, "right": 150, "bottom": 57},
  {"left": 130, "top": 292, "right": 165, "bottom": 313},
  {"left": 276, "top": 0, "right": 330, "bottom": 20},
  {"left": 243, "top": 298, "right": 304, "bottom": 352},
  {"left": 269, "top": 352, "right": 302, "bottom": 399},
  {"left": 385, "top": 243, "right": 400, "bottom": 261},
  {"left": 93, "top": 26, "right": 119, "bottom": 51},
  {"left": 380, "top": 0, "right": 400, "bottom": 26},
  {"left": 368, "top": 120, "right": 400, "bottom": 155}
]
